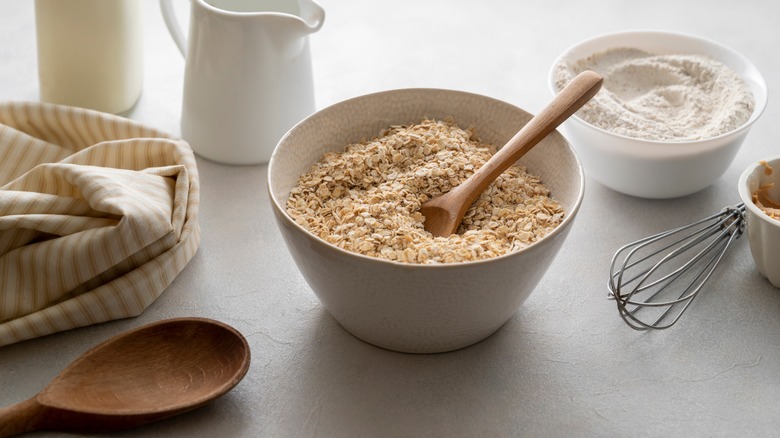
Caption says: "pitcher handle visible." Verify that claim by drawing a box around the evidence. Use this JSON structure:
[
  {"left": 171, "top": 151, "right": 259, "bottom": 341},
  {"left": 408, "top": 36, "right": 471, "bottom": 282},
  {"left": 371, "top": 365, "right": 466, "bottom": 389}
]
[{"left": 160, "top": 0, "right": 187, "bottom": 56}]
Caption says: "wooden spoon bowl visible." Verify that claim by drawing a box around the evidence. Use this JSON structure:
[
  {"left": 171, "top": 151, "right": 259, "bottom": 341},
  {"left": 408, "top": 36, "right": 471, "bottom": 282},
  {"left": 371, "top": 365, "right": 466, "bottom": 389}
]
[{"left": 0, "top": 317, "right": 250, "bottom": 436}]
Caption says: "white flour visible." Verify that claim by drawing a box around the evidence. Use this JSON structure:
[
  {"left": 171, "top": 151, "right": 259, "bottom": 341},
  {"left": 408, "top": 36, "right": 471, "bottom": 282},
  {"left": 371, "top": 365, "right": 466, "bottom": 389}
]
[{"left": 554, "top": 48, "right": 755, "bottom": 141}]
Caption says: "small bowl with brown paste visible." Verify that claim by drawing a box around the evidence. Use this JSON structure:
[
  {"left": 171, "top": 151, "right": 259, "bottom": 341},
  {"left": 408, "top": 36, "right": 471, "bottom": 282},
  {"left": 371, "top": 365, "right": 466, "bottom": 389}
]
[{"left": 739, "top": 156, "right": 780, "bottom": 288}]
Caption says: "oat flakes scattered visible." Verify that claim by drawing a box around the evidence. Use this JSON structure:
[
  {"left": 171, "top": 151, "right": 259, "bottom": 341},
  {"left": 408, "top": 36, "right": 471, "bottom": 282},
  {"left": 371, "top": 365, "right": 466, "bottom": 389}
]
[{"left": 286, "top": 118, "right": 564, "bottom": 264}]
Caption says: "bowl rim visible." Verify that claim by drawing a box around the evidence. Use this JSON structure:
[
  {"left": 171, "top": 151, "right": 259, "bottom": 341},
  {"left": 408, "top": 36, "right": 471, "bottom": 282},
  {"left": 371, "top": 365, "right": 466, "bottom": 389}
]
[
  {"left": 548, "top": 29, "right": 769, "bottom": 146},
  {"left": 268, "top": 87, "right": 586, "bottom": 269},
  {"left": 738, "top": 154, "right": 780, "bottom": 227}
]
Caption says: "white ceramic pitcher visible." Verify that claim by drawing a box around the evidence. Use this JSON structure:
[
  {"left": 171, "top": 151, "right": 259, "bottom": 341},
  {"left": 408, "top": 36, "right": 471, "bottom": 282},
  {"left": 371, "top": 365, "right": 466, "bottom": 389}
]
[{"left": 160, "top": 0, "right": 324, "bottom": 165}]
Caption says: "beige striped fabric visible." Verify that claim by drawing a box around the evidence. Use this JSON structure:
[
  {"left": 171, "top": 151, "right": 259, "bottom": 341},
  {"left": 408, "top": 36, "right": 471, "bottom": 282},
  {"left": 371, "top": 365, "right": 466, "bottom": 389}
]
[{"left": 0, "top": 101, "right": 200, "bottom": 346}]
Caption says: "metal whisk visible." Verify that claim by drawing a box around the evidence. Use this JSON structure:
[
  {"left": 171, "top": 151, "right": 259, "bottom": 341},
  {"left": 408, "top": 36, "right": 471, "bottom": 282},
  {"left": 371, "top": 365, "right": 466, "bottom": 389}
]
[{"left": 608, "top": 203, "right": 746, "bottom": 330}]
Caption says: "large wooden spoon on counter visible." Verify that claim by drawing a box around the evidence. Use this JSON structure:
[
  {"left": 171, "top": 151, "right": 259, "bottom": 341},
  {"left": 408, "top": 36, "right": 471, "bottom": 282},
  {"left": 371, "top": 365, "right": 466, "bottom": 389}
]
[
  {"left": 0, "top": 317, "right": 250, "bottom": 437},
  {"left": 421, "top": 70, "right": 603, "bottom": 237}
]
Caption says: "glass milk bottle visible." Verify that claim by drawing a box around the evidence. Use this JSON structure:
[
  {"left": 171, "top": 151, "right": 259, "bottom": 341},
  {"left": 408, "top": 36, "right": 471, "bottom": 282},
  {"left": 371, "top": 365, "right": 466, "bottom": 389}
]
[{"left": 34, "top": 0, "right": 143, "bottom": 114}]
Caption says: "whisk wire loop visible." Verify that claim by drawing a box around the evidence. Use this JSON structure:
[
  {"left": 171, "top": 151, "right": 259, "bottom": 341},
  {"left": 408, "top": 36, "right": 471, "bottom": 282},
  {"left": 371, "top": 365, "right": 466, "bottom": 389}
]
[{"left": 608, "top": 203, "right": 745, "bottom": 330}]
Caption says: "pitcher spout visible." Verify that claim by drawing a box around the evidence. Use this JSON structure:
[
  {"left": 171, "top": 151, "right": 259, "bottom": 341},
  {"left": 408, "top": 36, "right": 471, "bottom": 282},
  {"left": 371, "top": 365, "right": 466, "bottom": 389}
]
[
  {"left": 298, "top": 0, "right": 325, "bottom": 34},
  {"left": 250, "top": 0, "right": 325, "bottom": 36},
  {"left": 260, "top": 0, "right": 324, "bottom": 35}
]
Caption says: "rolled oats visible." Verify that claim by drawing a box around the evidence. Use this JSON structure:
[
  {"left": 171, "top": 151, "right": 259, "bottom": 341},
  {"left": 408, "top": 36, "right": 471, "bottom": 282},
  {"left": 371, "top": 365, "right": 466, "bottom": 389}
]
[{"left": 286, "top": 118, "right": 564, "bottom": 264}]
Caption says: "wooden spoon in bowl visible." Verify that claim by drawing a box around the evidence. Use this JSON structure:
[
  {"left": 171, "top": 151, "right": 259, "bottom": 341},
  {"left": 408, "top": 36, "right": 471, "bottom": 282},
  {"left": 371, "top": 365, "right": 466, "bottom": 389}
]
[
  {"left": 421, "top": 70, "right": 603, "bottom": 237},
  {"left": 0, "top": 317, "right": 250, "bottom": 437}
]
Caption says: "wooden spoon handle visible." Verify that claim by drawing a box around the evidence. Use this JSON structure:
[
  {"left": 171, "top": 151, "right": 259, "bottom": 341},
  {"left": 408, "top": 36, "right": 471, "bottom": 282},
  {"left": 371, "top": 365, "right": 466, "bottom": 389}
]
[
  {"left": 0, "top": 398, "right": 46, "bottom": 437},
  {"left": 453, "top": 70, "right": 602, "bottom": 206}
]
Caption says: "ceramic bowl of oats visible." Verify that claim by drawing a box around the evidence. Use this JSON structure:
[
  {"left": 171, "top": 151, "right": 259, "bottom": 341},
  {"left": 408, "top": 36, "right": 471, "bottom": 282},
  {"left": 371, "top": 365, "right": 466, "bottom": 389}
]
[
  {"left": 549, "top": 30, "right": 767, "bottom": 199},
  {"left": 268, "top": 88, "right": 584, "bottom": 353}
]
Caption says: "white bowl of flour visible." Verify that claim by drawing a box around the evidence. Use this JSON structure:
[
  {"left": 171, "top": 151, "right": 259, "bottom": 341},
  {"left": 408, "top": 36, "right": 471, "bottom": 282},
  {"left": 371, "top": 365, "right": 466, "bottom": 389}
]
[{"left": 549, "top": 30, "right": 767, "bottom": 199}]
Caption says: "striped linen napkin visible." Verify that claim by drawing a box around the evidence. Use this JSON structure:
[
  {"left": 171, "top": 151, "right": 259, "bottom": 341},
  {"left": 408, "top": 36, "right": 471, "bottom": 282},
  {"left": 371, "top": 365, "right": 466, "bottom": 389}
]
[{"left": 0, "top": 102, "right": 200, "bottom": 346}]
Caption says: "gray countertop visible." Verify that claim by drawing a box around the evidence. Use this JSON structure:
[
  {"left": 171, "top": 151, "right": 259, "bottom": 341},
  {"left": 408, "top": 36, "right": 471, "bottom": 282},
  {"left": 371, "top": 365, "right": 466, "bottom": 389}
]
[{"left": 1, "top": 0, "right": 779, "bottom": 436}]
